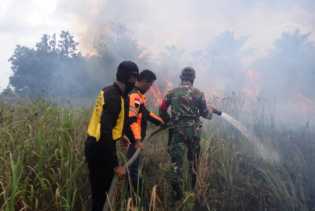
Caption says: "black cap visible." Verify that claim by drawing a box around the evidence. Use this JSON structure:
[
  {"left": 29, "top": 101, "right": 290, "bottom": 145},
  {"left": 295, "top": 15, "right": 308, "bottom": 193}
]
[
  {"left": 116, "top": 61, "right": 139, "bottom": 83},
  {"left": 138, "top": 69, "right": 157, "bottom": 82},
  {"left": 180, "top": 66, "right": 196, "bottom": 82}
]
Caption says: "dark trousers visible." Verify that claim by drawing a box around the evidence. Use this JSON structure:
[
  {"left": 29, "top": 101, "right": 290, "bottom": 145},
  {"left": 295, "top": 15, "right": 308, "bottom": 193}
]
[
  {"left": 168, "top": 126, "right": 201, "bottom": 200},
  {"left": 86, "top": 159, "right": 114, "bottom": 211},
  {"left": 85, "top": 138, "right": 115, "bottom": 211}
]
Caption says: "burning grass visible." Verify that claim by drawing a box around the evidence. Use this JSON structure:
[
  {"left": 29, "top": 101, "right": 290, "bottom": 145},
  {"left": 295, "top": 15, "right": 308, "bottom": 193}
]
[{"left": 0, "top": 99, "right": 314, "bottom": 211}]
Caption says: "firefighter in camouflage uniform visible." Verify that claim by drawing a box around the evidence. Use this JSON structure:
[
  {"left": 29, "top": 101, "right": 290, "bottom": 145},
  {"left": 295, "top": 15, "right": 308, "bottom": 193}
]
[{"left": 159, "top": 67, "right": 221, "bottom": 200}]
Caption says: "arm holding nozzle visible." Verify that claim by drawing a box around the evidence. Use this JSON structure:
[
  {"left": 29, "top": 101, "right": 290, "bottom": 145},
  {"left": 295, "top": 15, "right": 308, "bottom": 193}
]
[
  {"left": 210, "top": 107, "right": 222, "bottom": 116},
  {"left": 199, "top": 92, "right": 222, "bottom": 118}
]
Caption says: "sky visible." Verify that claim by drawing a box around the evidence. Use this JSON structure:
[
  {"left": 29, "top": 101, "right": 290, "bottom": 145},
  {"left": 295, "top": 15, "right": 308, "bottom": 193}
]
[{"left": 1, "top": 0, "right": 315, "bottom": 91}]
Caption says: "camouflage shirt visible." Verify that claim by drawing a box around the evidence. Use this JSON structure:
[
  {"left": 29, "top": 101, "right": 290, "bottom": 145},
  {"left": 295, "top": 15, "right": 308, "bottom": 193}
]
[{"left": 159, "top": 81, "right": 212, "bottom": 127}]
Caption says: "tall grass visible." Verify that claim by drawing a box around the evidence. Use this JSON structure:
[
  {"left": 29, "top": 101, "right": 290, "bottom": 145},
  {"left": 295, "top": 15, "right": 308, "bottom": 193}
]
[
  {"left": 0, "top": 98, "right": 314, "bottom": 211},
  {"left": 0, "top": 100, "right": 89, "bottom": 211}
]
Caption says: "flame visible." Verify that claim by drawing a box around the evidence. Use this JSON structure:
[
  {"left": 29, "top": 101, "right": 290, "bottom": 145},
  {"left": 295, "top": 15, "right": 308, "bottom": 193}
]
[
  {"left": 147, "top": 80, "right": 174, "bottom": 107},
  {"left": 148, "top": 84, "right": 163, "bottom": 107}
]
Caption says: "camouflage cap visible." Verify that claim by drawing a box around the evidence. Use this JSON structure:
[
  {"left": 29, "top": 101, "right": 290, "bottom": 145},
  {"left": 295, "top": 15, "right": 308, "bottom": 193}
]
[{"left": 180, "top": 67, "right": 196, "bottom": 82}]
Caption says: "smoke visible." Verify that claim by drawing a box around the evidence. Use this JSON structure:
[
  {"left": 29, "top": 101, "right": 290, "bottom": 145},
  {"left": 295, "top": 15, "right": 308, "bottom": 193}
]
[{"left": 9, "top": 0, "right": 314, "bottom": 126}]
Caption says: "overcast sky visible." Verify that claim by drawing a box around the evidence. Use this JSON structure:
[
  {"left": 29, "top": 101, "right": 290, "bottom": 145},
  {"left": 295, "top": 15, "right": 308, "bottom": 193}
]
[{"left": 1, "top": 0, "right": 315, "bottom": 91}]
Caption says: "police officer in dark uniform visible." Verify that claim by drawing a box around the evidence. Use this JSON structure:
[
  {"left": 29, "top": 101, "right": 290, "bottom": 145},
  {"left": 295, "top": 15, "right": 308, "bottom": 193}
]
[{"left": 85, "top": 61, "right": 139, "bottom": 211}]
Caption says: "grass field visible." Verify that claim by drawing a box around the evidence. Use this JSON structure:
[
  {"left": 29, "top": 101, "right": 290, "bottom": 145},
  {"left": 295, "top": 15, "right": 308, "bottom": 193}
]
[{"left": 0, "top": 99, "right": 314, "bottom": 211}]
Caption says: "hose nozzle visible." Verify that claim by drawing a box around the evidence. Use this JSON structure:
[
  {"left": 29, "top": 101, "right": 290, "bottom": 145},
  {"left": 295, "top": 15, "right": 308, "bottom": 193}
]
[{"left": 212, "top": 107, "right": 222, "bottom": 116}]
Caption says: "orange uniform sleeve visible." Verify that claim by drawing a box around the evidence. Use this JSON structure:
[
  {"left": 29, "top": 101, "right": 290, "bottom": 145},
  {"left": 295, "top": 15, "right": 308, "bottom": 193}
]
[{"left": 128, "top": 93, "right": 142, "bottom": 141}]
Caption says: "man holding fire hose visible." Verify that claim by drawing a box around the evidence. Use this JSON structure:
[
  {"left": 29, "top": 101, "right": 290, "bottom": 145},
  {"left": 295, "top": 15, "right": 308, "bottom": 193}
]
[
  {"left": 85, "top": 61, "right": 139, "bottom": 211},
  {"left": 125, "top": 69, "right": 165, "bottom": 195},
  {"left": 159, "top": 67, "right": 222, "bottom": 200}
]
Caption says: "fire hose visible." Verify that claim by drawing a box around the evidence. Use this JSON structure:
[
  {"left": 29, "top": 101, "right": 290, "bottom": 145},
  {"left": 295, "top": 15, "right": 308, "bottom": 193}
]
[
  {"left": 103, "top": 126, "right": 168, "bottom": 211},
  {"left": 103, "top": 108, "right": 222, "bottom": 211}
]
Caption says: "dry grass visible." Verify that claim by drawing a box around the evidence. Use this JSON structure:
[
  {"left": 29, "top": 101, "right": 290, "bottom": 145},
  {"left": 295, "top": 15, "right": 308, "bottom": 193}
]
[{"left": 0, "top": 99, "right": 314, "bottom": 211}]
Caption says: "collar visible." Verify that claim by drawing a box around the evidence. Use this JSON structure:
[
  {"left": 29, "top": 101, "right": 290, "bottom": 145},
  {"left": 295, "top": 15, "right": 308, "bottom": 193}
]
[
  {"left": 180, "top": 81, "right": 193, "bottom": 87},
  {"left": 134, "top": 86, "right": 145, "bottom": 94},
  {"left": 113, "top": 82, "right": 124, "bottom": 96}
]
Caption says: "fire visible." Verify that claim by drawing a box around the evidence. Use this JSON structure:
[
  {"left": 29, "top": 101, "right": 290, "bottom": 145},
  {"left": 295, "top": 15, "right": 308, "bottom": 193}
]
[
  {"left": 148, "top": 84, "right": 163, "bottom": 107},
  {"left": 147, "top": 80, "right": 174, "bottom": 107}
]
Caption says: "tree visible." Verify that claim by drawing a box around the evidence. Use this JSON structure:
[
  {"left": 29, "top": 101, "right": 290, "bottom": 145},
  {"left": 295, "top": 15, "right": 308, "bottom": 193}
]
[
  {"left": 8, "top": 26, "right": 148, "bottom": 100},
  {"left": 9, "top": 31, "right": 87, "bottom": 98},
  {"left": 58, "top": 31, "right": 79, "bottom": 58},
  {"left": 0, "top": 86, "right": 15, "bottom": 98}
]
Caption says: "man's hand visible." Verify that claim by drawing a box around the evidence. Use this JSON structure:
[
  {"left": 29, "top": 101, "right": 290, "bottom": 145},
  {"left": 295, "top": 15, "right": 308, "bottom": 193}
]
[
  {"left": 114, "top": 166, "right": 126, "bottom": 177},
  {"left": 134, "top": 141, "right": 144, "bottom": 150},
  {"left": 160, "top": 122, "right": 169, "bottom": 129},
  {"left": 120, "top": 136, "right": 131, "bottom": 148},
  {"left": 210, "top": 107, "right": 222, "bottom": 116}
]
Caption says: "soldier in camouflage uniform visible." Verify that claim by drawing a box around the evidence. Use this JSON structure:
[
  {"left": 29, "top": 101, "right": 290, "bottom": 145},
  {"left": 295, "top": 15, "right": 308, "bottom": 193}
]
[{"left": 159, "top": 67, "right": 221, "bottom": 200}]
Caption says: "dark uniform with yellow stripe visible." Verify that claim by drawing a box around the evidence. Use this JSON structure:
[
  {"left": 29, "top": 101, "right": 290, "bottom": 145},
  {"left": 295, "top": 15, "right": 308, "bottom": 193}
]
[
  {"left": 126, "top": 87, "right": 164, "bottom": 191},
  {"left": 85, "top": 83, "right": 125, "bottom": 211}
]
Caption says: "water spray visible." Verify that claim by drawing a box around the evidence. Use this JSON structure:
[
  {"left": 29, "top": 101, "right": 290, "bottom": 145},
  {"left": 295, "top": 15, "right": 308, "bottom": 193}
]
[
  {"left": 104, "top": 108, "right": 279, "bottom": 210},
  {"left": 213, "top": 108, "right": 279, "bottom": 162}
]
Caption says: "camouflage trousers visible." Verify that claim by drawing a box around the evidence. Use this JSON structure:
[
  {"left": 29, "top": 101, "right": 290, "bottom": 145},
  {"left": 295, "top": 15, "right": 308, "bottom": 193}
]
[{"left": 167, "top": 125, "right": 201, "bottom": 200}]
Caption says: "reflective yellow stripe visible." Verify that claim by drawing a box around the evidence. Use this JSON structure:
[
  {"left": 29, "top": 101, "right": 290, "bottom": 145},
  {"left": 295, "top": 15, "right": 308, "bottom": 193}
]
[
  {"left": 87, "top": 91, "right": 125, "bottom": 142},
  {"left": 87, "top": 90, "right": 105, "bottom": 141},
  {"left": 112, "top": 97, "right": 125, "bottom": 141}
]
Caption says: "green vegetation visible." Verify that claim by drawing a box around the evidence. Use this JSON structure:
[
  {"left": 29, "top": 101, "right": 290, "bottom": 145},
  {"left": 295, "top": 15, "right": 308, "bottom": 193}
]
[{"left": 0, "top": 100, "right": 314, "bottom": 211}]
